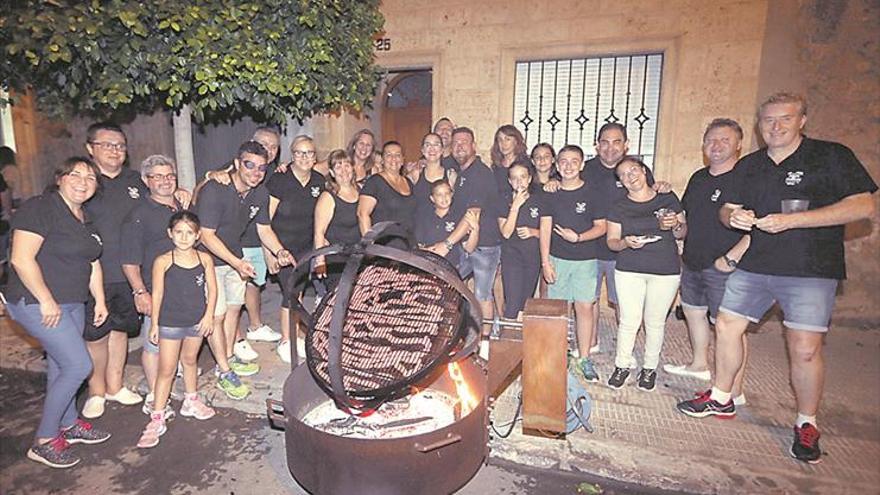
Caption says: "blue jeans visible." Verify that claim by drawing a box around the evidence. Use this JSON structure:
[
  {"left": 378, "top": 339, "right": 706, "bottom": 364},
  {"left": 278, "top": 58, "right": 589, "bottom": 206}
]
[
  {"left": 7, "top": 299, "right": 92, "bottom": 439},
  {"left": 458, "top": 245, "right": 501, "bottom": 301}
]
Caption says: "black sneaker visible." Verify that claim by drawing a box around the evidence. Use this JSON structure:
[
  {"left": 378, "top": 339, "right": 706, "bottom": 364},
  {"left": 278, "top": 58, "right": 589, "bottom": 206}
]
[
  {"left": 62, "top": 419, "right": 111, "bottom": 445},
  {"left": 607, "top": 367, "right": 630, "bottom": 389},
  {"left": 27, "top": 435, "right": 80, "bottom": 468},
  {"left": 636, "top": 368, "right": 657, "bottom": 392},
  {"left": 676, "top": 390, "right": 736, "bottom": 418},
  {"left": 790, "top": 423, "right": 822, "bottom": 464}
]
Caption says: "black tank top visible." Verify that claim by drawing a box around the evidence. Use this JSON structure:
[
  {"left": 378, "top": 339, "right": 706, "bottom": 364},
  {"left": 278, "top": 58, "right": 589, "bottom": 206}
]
[
  {"left": 326, "top": 193, "right": 361, "bottom": 245},
  {"left": 158, "top": 251, "right": 208, "bottom": 327}
]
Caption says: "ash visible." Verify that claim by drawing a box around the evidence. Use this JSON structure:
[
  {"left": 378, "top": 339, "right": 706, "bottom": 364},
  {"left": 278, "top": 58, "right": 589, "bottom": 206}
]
[{"left": 303, "top": 390, "right": 459, "bottom": 439}]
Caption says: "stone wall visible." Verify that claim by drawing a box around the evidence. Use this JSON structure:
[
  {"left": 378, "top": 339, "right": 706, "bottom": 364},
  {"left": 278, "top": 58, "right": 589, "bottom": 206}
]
[{"left": 756, "top": 0, "right": 879, "bottom": 323}]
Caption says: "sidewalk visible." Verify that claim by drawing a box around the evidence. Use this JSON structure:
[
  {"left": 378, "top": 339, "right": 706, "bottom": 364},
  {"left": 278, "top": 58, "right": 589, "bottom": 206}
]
[{"left": 2, "top": 283, "right": 878, "bottom": 494}]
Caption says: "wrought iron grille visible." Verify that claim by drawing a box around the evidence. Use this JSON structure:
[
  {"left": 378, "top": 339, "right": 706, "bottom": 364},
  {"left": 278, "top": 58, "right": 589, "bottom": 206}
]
[{"left": 513, "top": 53, "right": 663, "bottom": 168}]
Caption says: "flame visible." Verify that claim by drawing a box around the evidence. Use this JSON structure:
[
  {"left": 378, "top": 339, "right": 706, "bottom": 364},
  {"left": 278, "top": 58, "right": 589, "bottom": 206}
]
[{"left": 447, "top": 361, "right": 479, "bottom": 416}]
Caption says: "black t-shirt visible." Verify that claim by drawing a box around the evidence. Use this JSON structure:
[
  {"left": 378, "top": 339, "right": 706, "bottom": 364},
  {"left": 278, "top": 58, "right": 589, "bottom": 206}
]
[
  {"left": 84, "top": 168, "right": 149, "bottom": 284},
  {"left": 267, "top": 169, "right": 325, "bottom": 256},
  {"left": 196, "top": 181, "right": 270, "bottom": 266},
  {"left": 6, "top": 193, "right": 103, "bottom": 304},
  {"left": 541, "top": 182, "right": 606, "bottom": 261},
  {"left": 607, "top": 192, "right": 682, "bottom": 276},
  {"left": 681, "top": 167, "right": 744, "bottom": 270},
  {"left": 442, "top": 155, "right": 460, "bottom": 174},
  {"left": 414, "top": 206, "right": 462, "bottom": 264},
  {"left": 412, "top": 167, "right": 453, "bottom": 214},
  {"left": 120, "top": 196, "right": 182, "bottom": 291},
  {"left": 498, "top": 191, "right": 544, "bottom": 258},
  {"left": 360, "top": 174, "right": 417, "bottom": 235},
  {"left": 727, "top": 137, "right": 877, "bottom": 279},
  {"left": 581, "top": 157, "right": 655, "bottom": 261},
  {"left": 325, "top": 193, "right": 361, "bottom": 246},
  {"left": 453, "top": 157, "right": 502, "bottom": 247}
]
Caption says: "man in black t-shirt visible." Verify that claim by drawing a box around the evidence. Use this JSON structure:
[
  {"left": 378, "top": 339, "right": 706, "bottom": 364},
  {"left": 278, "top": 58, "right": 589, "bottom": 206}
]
[
  {"left": 677, "top": 93, "right": 878, "bottom": 464},
  {"left": 433, "top": 117, "right": 460, "bottom": 173},
  {"left": 664, "top": 119, "right": 750, "bottom": 399}
]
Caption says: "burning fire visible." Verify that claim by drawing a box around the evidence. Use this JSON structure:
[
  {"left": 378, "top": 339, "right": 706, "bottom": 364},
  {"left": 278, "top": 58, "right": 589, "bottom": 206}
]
[{"left": 447, "top": 361, "right": 478, "bottom": 416}]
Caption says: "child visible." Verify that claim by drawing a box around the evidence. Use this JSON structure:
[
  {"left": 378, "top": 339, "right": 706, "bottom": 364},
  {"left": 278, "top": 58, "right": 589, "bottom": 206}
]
[
  {"left": 138, "top": 211, "right": 217, "bottom": 449},
  {"left": 414, "top": 180, "right": 479, "bottom": 269}
]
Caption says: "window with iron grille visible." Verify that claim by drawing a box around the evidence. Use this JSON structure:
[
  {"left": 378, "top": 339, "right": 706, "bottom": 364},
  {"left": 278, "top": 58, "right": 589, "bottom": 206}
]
[{"left": 513, "top": 53, "right": 663, "bottom": 168}]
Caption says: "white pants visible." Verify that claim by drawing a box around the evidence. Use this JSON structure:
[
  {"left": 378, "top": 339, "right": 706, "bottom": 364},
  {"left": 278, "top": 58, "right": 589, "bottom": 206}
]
[{"left": 613, "top": 270, "right": 681, "bottom": 370}]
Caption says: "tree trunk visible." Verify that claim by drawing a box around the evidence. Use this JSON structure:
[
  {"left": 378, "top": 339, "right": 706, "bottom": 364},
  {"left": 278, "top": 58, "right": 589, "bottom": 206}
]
[{"left": 173, "top": 104, "right": 196, "bottom": 191}]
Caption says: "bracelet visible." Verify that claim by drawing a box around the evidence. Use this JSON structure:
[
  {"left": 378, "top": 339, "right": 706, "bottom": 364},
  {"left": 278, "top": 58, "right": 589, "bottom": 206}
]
[
  {"left": 272, "top": 248, "right": 288, "bottom": 257},
  {"left": 132, "top": 288, "right": 147, "bottom": 296}
]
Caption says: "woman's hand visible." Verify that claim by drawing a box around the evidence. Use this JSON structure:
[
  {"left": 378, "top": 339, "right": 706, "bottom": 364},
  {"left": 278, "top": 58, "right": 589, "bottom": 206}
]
[
  {"left": 197, "top": 314, "right": 214, "bottom": 337},
  {"left": 40, "top": 299, "right": 62, "bottom": 328},
  {"left": 313, "top": 255, "right": 327, "bottom": 279},
  {"left": 207, "top": 170, "right": 232, "bottom": 185},
  {"left": 174, "top": 189, "right": 193, "bottom": 209},
  {"left": 623, "top": 235, "right": 646, "bottom": 249},
  {"left": 92, "top": 302, "right": 109, "bottom": 328},
  {"left": 149, "top": 325, "right": 160, "bottom": 346}
]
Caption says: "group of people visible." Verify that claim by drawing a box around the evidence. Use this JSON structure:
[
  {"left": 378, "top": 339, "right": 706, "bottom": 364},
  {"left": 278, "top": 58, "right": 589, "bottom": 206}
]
[{"left": 1, "top": 91, "right": 875, "bottom": 468}]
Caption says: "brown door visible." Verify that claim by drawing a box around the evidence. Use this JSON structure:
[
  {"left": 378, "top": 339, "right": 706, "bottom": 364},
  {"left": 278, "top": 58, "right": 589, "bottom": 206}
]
[{"left": 381, "top": 71, "right": 432, "bottom": 163}]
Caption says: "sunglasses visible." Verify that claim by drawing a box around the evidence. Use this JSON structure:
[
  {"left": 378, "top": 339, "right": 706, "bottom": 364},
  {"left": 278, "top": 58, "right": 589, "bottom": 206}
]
[{"left": 241, "top": 160, "right": 269, "bottom": 172}]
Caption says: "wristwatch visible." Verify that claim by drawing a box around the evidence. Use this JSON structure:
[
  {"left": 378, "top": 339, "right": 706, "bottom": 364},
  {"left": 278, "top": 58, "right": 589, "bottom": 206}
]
[
  {"left": 443, "top": 239, "right": 454, "bottom": 251},
  {"left": 722, "top": 255, "right": 738, "bottom": 269}
]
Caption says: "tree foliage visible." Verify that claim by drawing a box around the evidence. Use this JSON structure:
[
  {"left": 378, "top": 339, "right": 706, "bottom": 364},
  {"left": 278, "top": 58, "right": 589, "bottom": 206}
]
[{"left": 0, "top": 0, "right": 384, "bottom": 124}]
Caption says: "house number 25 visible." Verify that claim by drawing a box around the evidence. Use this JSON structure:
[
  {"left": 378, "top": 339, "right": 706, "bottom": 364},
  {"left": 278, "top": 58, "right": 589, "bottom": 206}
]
[{"left": 374, "top": 38, "right": 391, "bottom": 51}]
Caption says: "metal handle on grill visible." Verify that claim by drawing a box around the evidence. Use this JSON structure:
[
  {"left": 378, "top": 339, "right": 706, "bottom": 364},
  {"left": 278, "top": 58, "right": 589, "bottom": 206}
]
[
  {"left": 266, "top": 399, "right": 287, "bottom": 428},
  {"left": 414, "top": 433, "right": 462, "bottom": 453}
]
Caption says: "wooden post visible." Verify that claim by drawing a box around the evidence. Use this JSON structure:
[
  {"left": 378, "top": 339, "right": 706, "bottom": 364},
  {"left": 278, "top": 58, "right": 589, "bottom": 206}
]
[{"left": 521, "top": 298, "right": 570, "bottom": 434}]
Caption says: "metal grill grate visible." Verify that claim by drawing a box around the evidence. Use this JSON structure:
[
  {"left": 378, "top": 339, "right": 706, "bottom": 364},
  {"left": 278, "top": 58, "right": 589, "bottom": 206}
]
[{"left": 308, "top": 259, "right": 464, "bottom": 399}]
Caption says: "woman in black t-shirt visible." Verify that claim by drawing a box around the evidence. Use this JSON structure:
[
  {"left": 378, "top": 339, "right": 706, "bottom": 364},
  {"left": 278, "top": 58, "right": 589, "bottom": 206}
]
[
  {"left": 313, "top": 150, "right": 361, "bottom": 291},
  {"left": 412, "top": 133, "right": 458, "bottom": 212},
  {"left": 4, "top": 157, "right": 111, "bottom": 468},
  {"left": 357, "top": 141, "right": 417, "bottom": 237},
  {"left": 605, "top": 157, "right": 687, "bottom": 393}
]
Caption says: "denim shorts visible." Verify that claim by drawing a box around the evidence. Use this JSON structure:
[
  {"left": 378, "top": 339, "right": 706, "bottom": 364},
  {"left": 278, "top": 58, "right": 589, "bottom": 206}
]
[
  {"left": 594, "top": 259, "right": 618, "bottom": 304},
  {"left": 242, "top": 246, "right": 268, "bottom": 287},
  {"left": 680, "top": 265, "right": 731, "bottom": 322},
  {"left": 159, "top": 324, "right": 201, "bottom": 340},
  {"left": 548, "top": 256, "right": 597, "bottom": 303},
  {"left": 719, "top": 269, "right": 838, "bottom": 332},
  {"left": 458, "top": 245, "right": 501, "bottom": 301}
]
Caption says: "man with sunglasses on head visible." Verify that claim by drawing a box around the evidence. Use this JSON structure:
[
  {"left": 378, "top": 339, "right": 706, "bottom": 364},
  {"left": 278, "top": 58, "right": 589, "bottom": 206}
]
[{"left": 195, "top": 140, "right": 293, "bottom": 400}]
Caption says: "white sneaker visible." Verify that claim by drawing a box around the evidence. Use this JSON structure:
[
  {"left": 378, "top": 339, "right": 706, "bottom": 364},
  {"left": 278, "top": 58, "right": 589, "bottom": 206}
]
[
  {"left": 82, "top": 396, "right": 106, "bottom": 419},
  {"left": 176, "top": 362, "right": 203, "bottom": 378},
  {"left": 276, "top": 340, "right": 291, "bottom": 364},
  {"left": 233, "top": 339, "right": 259, "bottom": 362},
  {"left": 105, "top": 386, "right": 143, "bottom": 405},
  {"left": 662, "top": 363, "right": 711, "bottom": 381},
  {"left": 247, "top": 324, "right": 282, "bottom": 342}
]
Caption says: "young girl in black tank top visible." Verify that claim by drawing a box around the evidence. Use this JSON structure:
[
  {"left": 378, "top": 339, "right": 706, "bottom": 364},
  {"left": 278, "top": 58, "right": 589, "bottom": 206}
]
[{"left": 138, "top": 212, "right": 218, "bottom": 449}]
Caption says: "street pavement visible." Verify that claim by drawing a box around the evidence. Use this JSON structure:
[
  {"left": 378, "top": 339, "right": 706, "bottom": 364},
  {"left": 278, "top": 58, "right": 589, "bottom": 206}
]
[{"left": 1, "top": 282, "right": 878, "bottom": 494}]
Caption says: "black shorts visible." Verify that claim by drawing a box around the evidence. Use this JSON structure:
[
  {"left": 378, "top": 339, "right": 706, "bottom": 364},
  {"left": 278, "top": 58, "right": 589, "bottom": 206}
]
[{"left": 84, "top": 282, "right": 142, "bottom": 341}]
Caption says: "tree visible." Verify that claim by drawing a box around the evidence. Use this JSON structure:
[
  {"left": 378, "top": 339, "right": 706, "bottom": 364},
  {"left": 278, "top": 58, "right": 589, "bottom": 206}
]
[{"left": 0, "top": 0, "right": 384, "bottom": 125}]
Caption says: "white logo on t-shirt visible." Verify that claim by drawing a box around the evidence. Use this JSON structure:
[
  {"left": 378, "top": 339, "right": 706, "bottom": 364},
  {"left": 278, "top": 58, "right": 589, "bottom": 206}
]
[
  {"left": 459, "top": 176, "right": 466, "bottom": 188},
  {"left": 785, "top": 171, "right": 804, "bottom": 186},
  {"left": 127, "top": 186, "right": 140, "bottom": 199},
  {"left": 249, "top": 205, "right": 260, "bottom": 219},
  {"left": 710, "top": 189, "right": 721, "bottom": 202},
  {"left": 310, "top": 186, "right": 321, "bottom": 197},
  {"left": 575, "top": 202, "right": 586, "bottom": 214},
  {"left": 195, "top": 273, "right": 205, "bottom": 287},
  {"left": 615, "top": 181, "right": 624, "bottom": 188},
  {"left": 529, "top": 207, "right": 539, "bottom": 218},
  {"left": 444, "top": 221, "right": 456, "bottom": 232},
  {"left": 91, "top": 233, "right": 102, "bottom": 246}
]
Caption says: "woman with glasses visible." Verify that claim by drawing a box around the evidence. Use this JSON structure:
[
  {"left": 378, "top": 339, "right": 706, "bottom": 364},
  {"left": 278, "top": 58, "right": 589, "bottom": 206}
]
[
  {"left": 267, "top": 135, "right": 325, "bottom": 364},
  {"left": 605, "top": 156, "right": 686, "bottom": 392},
  {"left": 4, "top": 157, "right": 111, "bottom": 468}
]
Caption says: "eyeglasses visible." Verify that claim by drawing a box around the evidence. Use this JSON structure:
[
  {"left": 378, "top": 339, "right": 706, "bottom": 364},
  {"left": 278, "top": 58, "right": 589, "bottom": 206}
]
[
  {"left": 293, "top": 150, "right": 316, "bottom": 159},
  {"left": 146, "top": 173, "right": 177, "bottom": 182},
  {"left": 242, "top": 160, "right": 269, "bottom": 172},
  {"left": 619, "top": 168, "right": 644, "bottom": 178},
  {"left": 89, "top": 141, "right": 127, "bottom": 152}
]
